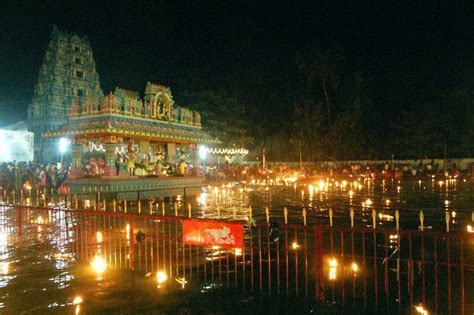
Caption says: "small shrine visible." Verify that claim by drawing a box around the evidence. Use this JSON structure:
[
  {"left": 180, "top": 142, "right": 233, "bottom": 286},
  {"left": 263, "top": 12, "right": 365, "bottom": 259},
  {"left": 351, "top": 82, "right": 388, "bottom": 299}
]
[{"left": 44, "top": 82, "right": 219, "bottom": 194}]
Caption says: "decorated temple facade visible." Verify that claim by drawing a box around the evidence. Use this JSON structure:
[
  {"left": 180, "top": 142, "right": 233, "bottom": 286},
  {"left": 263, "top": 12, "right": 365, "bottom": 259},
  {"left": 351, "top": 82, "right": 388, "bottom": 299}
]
[
  {"left": 45, "top": 82, "right": 218, "bottom": 179},
  {"left": 27, "top": 26, "right": 103, "bottom": 161}
]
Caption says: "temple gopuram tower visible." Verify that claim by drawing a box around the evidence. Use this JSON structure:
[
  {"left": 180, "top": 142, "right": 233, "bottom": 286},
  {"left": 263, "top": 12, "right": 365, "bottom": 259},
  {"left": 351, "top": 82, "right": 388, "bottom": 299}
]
[{"left": 27, "top": 26, "right": 103, "bottom": 161}]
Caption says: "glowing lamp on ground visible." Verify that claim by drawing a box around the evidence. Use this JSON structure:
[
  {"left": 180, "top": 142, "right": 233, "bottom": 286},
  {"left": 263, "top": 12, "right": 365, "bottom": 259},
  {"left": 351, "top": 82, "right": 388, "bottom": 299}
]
[
  {"left": 157, "top": 271, "right": 167, "bottom": 286},
  {"left": 329, "top": 258, "right": 338, "bottom": 280},
  {"left": 351, "top": 262, "right": 359, "bottom": 273},
  {"left": 292, "top": 242, "right": 300, "bottom": 250},
  {"left": 96, "top": 231, "right": 103, "bottom": 244},
  {"left": 73, "top": 296, "right": 83, "bottom": 305},
  {"left": 414, "top": 304, "right": 429, "bottom": 315},
  {"left": 467, "top": 225, "right": 473, "bottom": 233},
  {"left": 0, "top": 262, "right": 9, "bottom": 275},
  {"left": 91, "top": 255, "right": 106, "bottom": 280}
]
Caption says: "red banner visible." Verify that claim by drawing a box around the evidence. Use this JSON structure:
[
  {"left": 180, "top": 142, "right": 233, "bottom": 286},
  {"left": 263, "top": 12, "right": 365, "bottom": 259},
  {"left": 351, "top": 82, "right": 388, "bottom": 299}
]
[{"left": 182, "top": 219, "right": 243, "bottom": 249}]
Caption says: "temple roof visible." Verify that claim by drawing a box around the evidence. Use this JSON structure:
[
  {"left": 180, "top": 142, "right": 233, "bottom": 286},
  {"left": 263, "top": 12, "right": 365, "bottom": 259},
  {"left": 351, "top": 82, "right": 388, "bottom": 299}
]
[{"left": 43, "top": 113, "right": 219, "bottom": 145}]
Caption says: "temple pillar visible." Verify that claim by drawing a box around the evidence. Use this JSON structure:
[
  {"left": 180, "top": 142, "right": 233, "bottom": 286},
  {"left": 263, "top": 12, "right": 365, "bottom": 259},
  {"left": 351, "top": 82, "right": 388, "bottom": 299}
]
[
  {"left": 167, "top": 143, "right": 176, "bottom": 162},
  {"left": 104, "top": 143, "right": 117, "bottom": 176},
  {"left": 70, "top": 144, "right": 83, "bottom": 178},
  {"left": 192, "top": 146, "right": 199, "bottom": 176}
]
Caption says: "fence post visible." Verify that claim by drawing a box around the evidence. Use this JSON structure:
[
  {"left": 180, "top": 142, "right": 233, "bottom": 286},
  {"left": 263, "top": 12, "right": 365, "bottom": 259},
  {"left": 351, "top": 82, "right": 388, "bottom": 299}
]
[
  {"left": 314, "top": 226, "right": 324, "bottom": 301},
  {"left": 419, "top": 211, "right": 424, "bottom": 231},
  {"left": 129, "top": 214, "right": 135, "bottom": 270},
  {"left": 17, "top": 206, "right": 22, "bottom": 241},
  {"left": 445, "top": 212, "right": 450, "bottom": 232}
]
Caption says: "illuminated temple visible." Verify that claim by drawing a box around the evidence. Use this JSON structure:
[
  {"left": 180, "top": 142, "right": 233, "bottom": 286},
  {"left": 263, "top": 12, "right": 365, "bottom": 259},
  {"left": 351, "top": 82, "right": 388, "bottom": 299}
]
[{"left": 44, "top": 82, "right": 218, "bottom": 192}]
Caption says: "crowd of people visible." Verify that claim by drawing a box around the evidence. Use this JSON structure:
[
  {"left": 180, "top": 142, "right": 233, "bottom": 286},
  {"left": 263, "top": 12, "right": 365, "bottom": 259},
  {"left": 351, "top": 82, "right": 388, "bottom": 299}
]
[
  {"left": 0, "top": 162, "right": 69, "bottom": 192},
  {"left": 204, "top": 159, "right": 470, "bottom": 182},
  {"left": 0, "top": 159, "right": 471, "bottom": 192}
]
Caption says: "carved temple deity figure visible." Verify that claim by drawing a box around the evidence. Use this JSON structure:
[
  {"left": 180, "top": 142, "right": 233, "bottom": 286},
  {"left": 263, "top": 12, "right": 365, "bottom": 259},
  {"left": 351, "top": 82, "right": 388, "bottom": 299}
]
[
  {"left": 134, "top": 99, "right": 143, "bottom": 117},
  {"left": 173, "top": 106, "right": 180, "bottom": 122},
  {"left": 70, "top": 101, "right": 80, "bottom": 117},
  {"left": 127, "top": 139, "right": 136, "bottom": 176},
  {"left": 154, "top": 150, "right": 164, "bottom": 176},
  {"left": 193, "top": 111, "right": 201, "bottom": 125},
  {"left": 144, "top": 82, "right": 174, "bottom": 121},
  {"left": 100, "top": 92, "right": 114, "bottom": 113}
]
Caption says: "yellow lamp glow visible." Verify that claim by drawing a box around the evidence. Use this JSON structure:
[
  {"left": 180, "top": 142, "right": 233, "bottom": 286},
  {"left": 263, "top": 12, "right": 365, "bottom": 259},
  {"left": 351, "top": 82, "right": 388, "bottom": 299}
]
[
  {"left": 157, "top": 271, "right": 167, "bottom": 285},
  {"left": 91, "top": 255, "right": 106, "bottom": 279}
]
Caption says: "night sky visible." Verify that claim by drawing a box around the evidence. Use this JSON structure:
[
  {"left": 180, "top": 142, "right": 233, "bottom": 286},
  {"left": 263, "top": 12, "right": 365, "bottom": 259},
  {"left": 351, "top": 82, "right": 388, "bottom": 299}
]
[{"left": 1, "top": 1, "right": 474, "bottom": 126}]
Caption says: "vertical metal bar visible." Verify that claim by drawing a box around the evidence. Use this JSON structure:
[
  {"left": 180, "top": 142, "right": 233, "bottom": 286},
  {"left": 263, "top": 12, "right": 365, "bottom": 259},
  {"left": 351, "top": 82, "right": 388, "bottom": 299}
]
[
  {"left": 362, "top": 231, "right": 367, "bottom": 308},
  {"left": 226, "top": 249, "right": 230, "bottom": 288},
  {"left": 218, "top": 243, "right": 222, "bottom": 284},
  {"left": 150, "top": 216, "right": 154, "bottom": 273},
  {"left": 433, "top": 236, "right": 438, "bottom": 313},
  {"left": 129, "top": 215, "right": 135, "bottom": 270},
  {"left": 447, "top": 237, "right": 451, "bottom": 313},
  {"left": 384, "top": 232, "right": 389, "bottom": 306},
  {"left": 168, "top": 218, "right": 172, "bottom": 277},
  {"left": 314, "top": 227, "right": 324, "bottom": 301},
  {"left": 234, "top": 245, "right": 238, "bottom": 287},
  {"left": 373, "top": 230, "right": 378, "bottom": 307},
  {"left": 162, "top": 219, "right": 166, "bottom": 272},
  {"left": 175, "top": 219, "right": 179, "bottom": 277},
  {"left": 211, "top": 245, "right": 215, "bottom": 284},
  {"left": 294, "top": 228, "right": 299, "bottom": 297},
  {"left": 203, "top": 245, "right": 207, "bottom": 285},
  {"left": 242, "top": 237, "right": 246, "bottom": 291},
  {"left": 351, "top": 229, "right": 355, "bottom": 306},
  {"left": 285, "top": 226, "right": 289, "bottom": 295},
  {"left": 189, "top": 241, "right": 192, "bottom": 279},
  {"left": 266, "top": 223, "right": 271, "bottom": 294},
  {"left": 144, "top": 218, "right": 148, "bottom": 272},
  {"left": 340, "top": 231, "right": 345, "bottom": 303},
  {"left": 460, "top": 238, "right": 465, "bottom": 315},
  {"left": 156, "top": 219, "right": 160, "bottom": 272},
  {"left": 258, "top": 226, "right": 262, "bottom": 291},
  {"left": 276, "top": 232, "right": 281, "bottom": 294},
  {"left": 408, "top": 233, "right": 413, "bottom": 308},
  {"left": 397, "top": 233, "right": 401, "bottom": 309},
  {"left": 421, "top": 233, "right": 425, "bottom": 305},
  {"left": 304, "top": 228, "right": 308, "bottom": 296},
  {"left": 118, "top": 216, "right": 122, "bottom": 268}
]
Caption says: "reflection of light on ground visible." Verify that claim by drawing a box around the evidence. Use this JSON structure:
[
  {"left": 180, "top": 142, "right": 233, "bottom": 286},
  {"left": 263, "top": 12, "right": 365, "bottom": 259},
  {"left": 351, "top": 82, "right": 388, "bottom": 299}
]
[{"left": 49, "top": 272, "right": 74, "bottom": 289}]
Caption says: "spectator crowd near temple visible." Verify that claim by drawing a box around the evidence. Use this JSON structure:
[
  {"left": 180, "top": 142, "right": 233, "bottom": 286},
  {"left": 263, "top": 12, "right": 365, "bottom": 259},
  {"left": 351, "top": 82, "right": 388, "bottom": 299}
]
[{"left": 1, "top": 159, "right": 471, "bottom": 193}]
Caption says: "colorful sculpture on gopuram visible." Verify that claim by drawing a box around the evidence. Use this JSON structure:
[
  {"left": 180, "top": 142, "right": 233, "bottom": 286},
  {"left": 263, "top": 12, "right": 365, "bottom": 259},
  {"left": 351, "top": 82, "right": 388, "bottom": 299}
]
[{"left": 44, "top": 82, "right": 217, "bottom": 180}]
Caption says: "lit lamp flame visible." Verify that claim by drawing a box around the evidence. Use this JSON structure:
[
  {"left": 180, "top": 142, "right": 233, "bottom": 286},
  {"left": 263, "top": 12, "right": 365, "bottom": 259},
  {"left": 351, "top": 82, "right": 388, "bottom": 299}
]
[
  {"left": 157, "top": 271, "right": 167, "bottom": 287},
  {"left": 73, "top": 296, "right": 83, "bottom": 305},
  {"left": 96, "top": 231, "right": 103, "bottom": 244},
  {"left": 73, "top": 295, "right": 83, "bottom": 314},
  {"left": 414, "top": 304, "right": 429, "bottom": 315},
  {"left": 467, "top": 225, "right": 473, "bottom": 233},
  {"left": 91, "top": 255, "right": 106, "bottom": 280},
  {"left": 125, "top": 224, "right": 130, "bottom": 240},
  {"left": 351, "top": 262, "right": 358, "bottom": 273},
  {"left": 292, "top": 242, "right": 300, "bottom": 250},
  {"left": 329, "top": 258, "right": 338, "bottom": 280},
  {"left": 0, "top": 262, "right": 9, "bottom": 275},
  {"left": 36, "top": 215, "right": 44, "bottom": 225}
]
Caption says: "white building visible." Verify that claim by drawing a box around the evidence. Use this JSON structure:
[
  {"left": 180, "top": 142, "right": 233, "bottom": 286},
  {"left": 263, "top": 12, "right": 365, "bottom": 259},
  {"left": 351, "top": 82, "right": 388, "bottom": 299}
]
[{"left": 0, "top": 121, "right": 34, "bottom": 162}]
